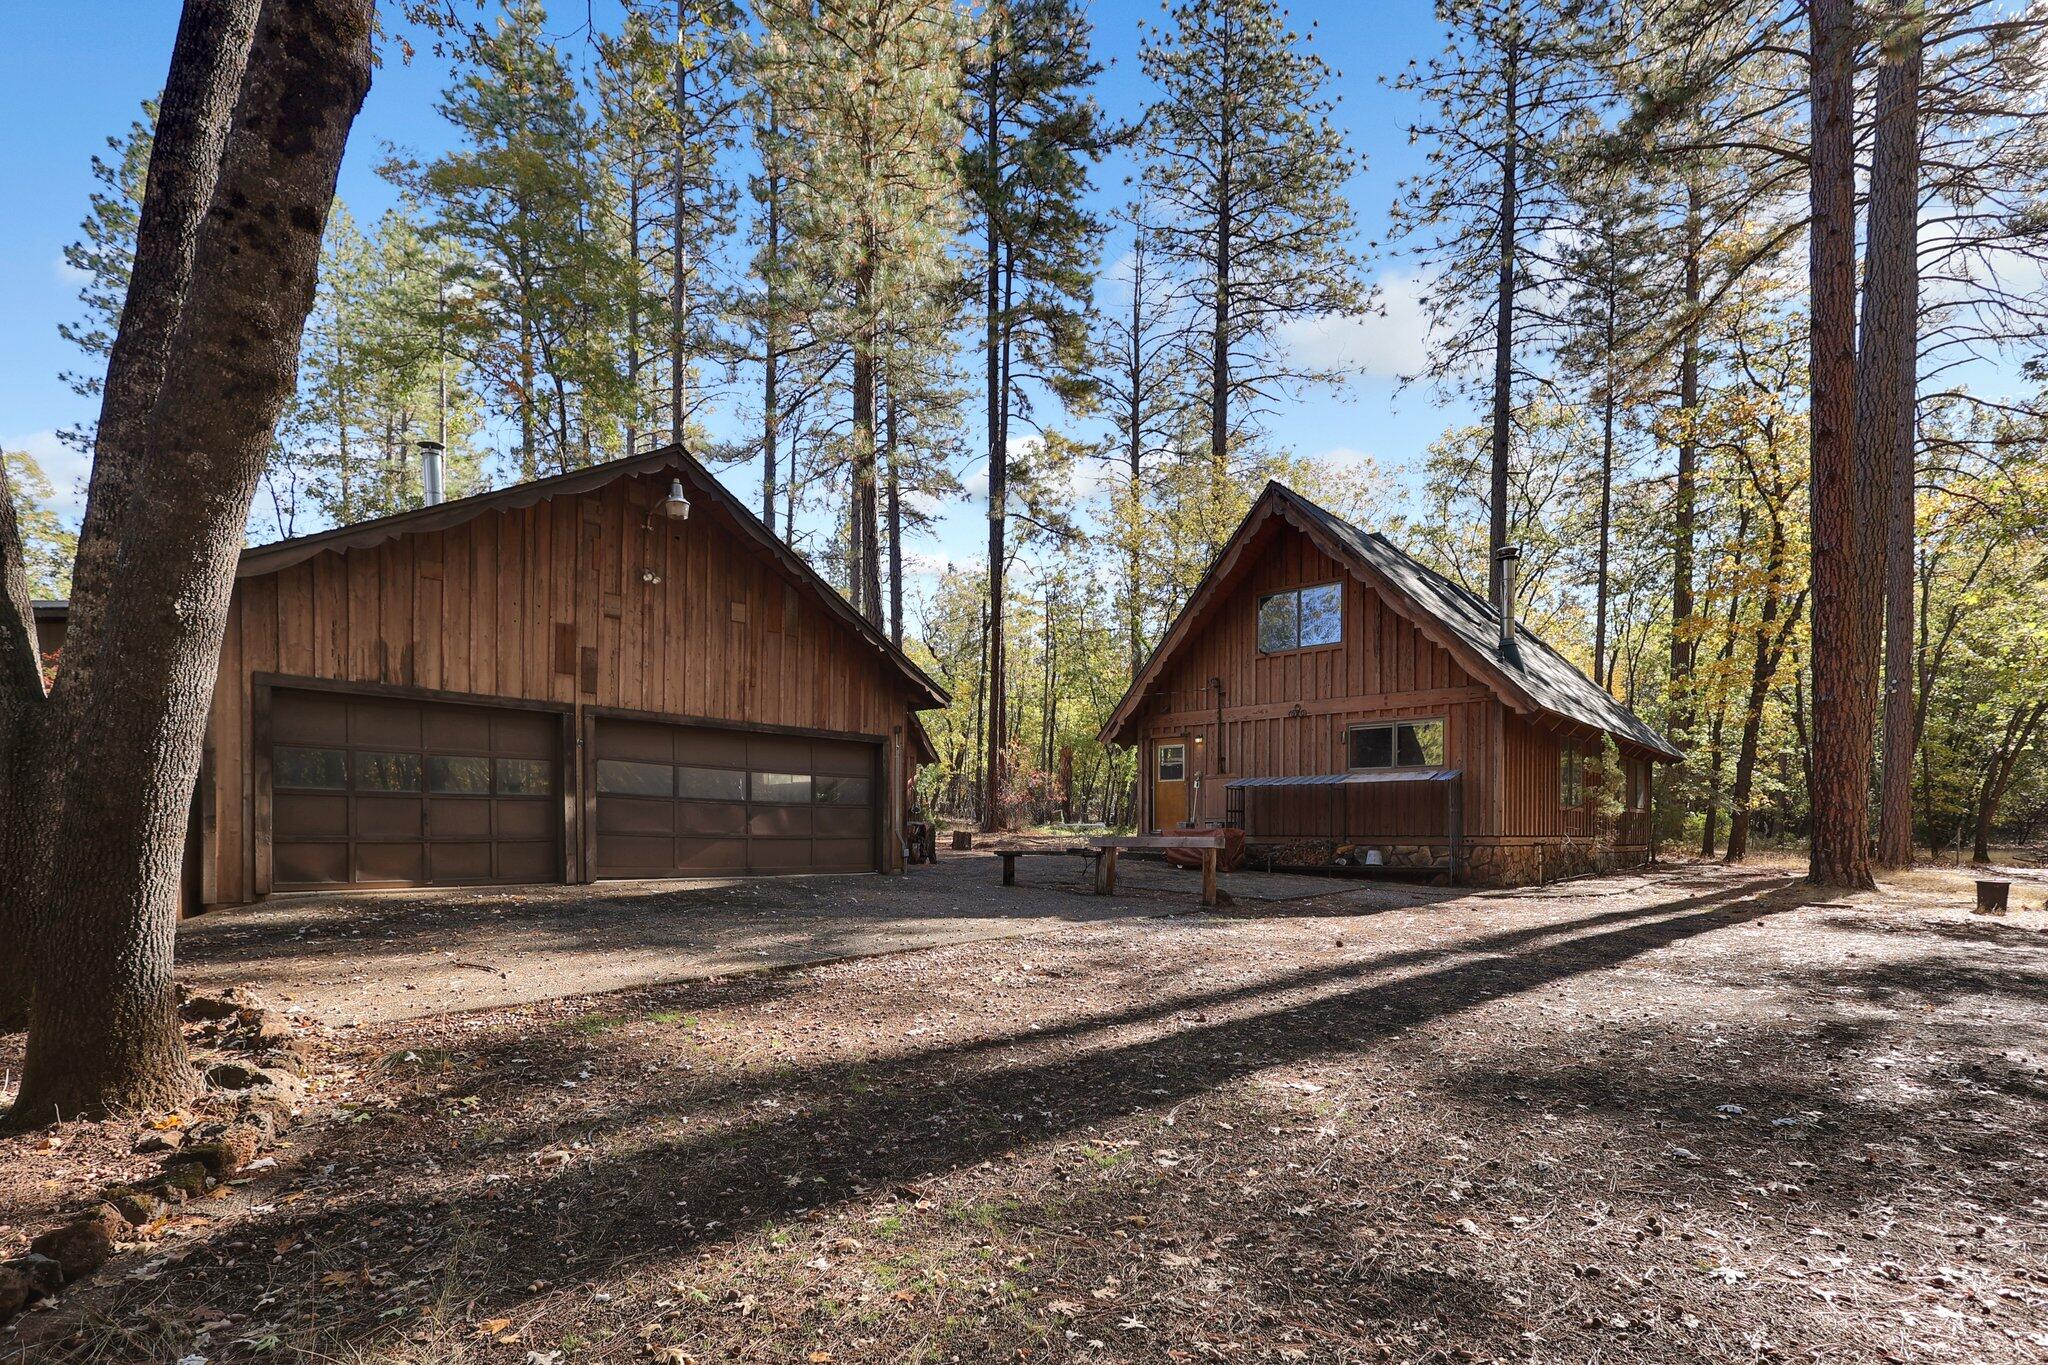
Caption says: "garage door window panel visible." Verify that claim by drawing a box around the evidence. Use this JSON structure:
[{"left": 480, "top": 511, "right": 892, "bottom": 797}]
[
  {"left": 677, "top": 766, "right": 745, "bottom": 801},
  {"left": 597, "top": 759, "right": 674, "bottom": 797},
  {"left": 428, "top": 755, "right": 491, "bottom": 794},
  {"left": 355, "top": 751, "right": 422, "bottom": 792},
  {"left": 275, "top": 746, "right": 346, "bottom": 790},
  {"left": 494, "top": 757, "right": 552, "bottom": 796},
  {"left": 813, "top": 775, "right": 870, "bottom": 806},
  {"left": 751, "top": 771, "right": 810, "bottom": 803}
]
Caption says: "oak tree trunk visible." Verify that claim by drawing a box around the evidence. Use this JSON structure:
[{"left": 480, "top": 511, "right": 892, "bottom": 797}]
[
  {"left": 0, "top": 487, "right": 46, "bottom": 1030},
  {"left": 9, "top": 0, "right": 372, "bottom": 1125}
]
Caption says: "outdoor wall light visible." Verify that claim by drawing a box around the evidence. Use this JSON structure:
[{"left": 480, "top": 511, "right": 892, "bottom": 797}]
[{"left": 660, "top": 478, "right": 692, "bottom": 520}]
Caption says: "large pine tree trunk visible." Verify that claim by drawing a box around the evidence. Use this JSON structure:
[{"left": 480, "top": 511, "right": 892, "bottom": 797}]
[
  {"left": 1873, "top": 6, "right": 1925, "bottom": 869},
  {"left": 982, "top": 61, "right": 1006, "bottom": 833},
  {"left": 886, "top": 384, "right": 903, "bottom": 648},
  {"left": 1660, "top": 183, "right": 1703, "bottom": 843},
  {"left": 1806, "top": 0, "right": 1877, "bottom": 890},
  {"left": 761, "top": 108, "right": 782, "bottom": 526},
  {"left": 9, "top": 0, "right": 372, "bottom": 1126},
  {"left": 1487, "top": 36, "right": 1518, "bottom": 603}
]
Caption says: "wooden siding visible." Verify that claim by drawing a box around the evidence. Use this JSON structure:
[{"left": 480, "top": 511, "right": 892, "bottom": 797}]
[
  {"left": 1136, "top": 519, "right": 1650, "bottom": 846},
  {"left": 205, "top": 472, "right": 920, "bottom": 903},
  {"left": 1139, "top": 525, "right": 1499, "bottom": 837},
  {"left": 1500, "top": 713, "right": 1654, "bottom": 847}
]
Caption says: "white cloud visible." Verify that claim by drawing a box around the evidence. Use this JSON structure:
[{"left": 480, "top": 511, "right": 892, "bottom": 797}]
[
  {"left": 4, "top": 429, "right": 90, "bottom": 523},
  {"left": 1279, "top": 270, "right": 1434, "bottom": 381}
]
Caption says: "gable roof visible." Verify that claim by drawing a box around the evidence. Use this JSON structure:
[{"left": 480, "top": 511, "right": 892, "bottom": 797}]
[
  {"left": 1100, "top": 482, "right": 1681, "bottom": 761},
  {"left": 233, "top": 444, "right": 947, "bottom": 709}
]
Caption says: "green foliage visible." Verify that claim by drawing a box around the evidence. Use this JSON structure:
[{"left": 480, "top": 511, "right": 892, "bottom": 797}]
[
  {"left": 56, "top": 99, "right": 154, "bottom": 454},
  {"left": 386, "top": 0, "right": 638, "bottom": 477},
  {"left": 1139, "top": 0, "right": 1371, "bottom": 469},
  {"left": 0, "top": 451, "right": 76, "bottom": 600},
  {"left": 267, "top": 205, "right": 489, "bottom": 538}
]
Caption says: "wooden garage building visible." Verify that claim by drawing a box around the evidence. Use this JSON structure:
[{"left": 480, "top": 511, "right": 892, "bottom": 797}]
[
  {"left": 35, "top": 446, "right": 946, "bottom": 909},
  {"left": 1099, "top": 483, "right": 1680, "bottom": 886}
]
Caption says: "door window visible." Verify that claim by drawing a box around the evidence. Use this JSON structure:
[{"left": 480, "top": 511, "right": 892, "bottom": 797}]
[{"left": 1157, "top": 743, "right": 1187, "bottom": 782}]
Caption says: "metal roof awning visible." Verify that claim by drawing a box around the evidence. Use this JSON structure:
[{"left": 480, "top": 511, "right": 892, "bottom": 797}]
[{"left": 1225, "top": 768, "right": 1462, "bottom": 790}]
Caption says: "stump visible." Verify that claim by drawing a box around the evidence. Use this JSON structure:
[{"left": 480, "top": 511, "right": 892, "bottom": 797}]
[
  {"left": 1975, "top": 879, "right": 2011, "bottom": 914},
  {"left": 951, "top": 830, "right": 973, "bottom": 851}
]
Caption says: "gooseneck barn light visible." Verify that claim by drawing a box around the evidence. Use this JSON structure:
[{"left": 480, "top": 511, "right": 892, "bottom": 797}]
[{"left": 660, "top": 478, "right": 692, "bottom": 521}]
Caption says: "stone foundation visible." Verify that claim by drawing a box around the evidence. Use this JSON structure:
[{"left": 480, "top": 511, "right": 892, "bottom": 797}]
[{"left": 1460, "top": 839, "right": 1650, "bottom": 888}]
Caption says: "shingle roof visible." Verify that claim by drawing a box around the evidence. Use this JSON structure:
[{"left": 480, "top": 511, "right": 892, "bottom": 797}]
[
  {"left": 1100, "top": 481, "right": 1680, "bottom": 761},
  {"left": 1277, "top": 489, "right": 1681, "bottom": 761}
]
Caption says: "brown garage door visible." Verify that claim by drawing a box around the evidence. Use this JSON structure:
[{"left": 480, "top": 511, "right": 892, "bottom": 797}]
[
  {"left": 269, "top": 689, "right": 561, "bottom": 890},
  {"left": 592, "top": 719, "right": 877, "bottom": 878}
]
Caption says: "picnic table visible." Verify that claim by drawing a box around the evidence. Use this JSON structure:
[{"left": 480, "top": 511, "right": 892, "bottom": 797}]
[{"left": 991, "top": 831, "right": 1229, "bottom": 907}]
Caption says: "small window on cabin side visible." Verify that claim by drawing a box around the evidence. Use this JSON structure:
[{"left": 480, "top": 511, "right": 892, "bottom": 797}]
[
  {"left": 1347, "top": 720, "right": 1444, "bottom": 770},
  {"left": 1631, "top": 759, "right": 1650, "bottom": 811},
  {"left": 1157, "top": 743, "right": 1186, "bottom": 782},
  {"left": 1257, "top": 582, "right": 1342, "bottom": 653},
  {"left": 1560, "top": 744, "right": 1584, "bottom": 808}
]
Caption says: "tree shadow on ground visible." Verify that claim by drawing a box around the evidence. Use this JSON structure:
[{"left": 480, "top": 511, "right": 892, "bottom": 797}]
[{"left": 14, "top": 871, "right": 1851, "bottom": 1362}]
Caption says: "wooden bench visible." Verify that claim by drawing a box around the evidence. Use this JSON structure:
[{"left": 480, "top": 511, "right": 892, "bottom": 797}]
[
  {"left": 992, "top": 845, "right": 1106, "bottom": 889},
  {"left": 1090, "top": 833, "right": 1228, "bottom": 907}
]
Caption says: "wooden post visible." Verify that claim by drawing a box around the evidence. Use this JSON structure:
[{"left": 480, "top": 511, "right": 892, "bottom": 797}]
[
  {"left": 1001, "top": 851, "right": 1017, "bottom": 886},
  {"left": 1100, "top": 846, "right": 1118, "bottom": 895},
  {"left": 1200, "top": 845, "right": 1218, "bottom": 907}
]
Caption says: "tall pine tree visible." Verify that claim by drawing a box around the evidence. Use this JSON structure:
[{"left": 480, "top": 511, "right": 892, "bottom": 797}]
[
  {"left": 965, "top": 0, "right": 1106, "bottom": 829},
  {"left": 752, "top": 0, "right": 969, "bottom": 623},
  {"left": 1139, "top": 0, "right": 1369, "bottom": 548}
]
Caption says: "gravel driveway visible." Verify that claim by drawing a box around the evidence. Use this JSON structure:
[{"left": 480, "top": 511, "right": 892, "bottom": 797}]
[{"left": 174, "top": 850, "right": 1442, "bottom": 1024}]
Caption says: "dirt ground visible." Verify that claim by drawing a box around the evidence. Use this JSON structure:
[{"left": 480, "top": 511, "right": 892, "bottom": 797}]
[
  {"left": 5, "top": 856, "right": 2048, "bottom": 1363},
  {"left": 165, "top": 853, "right": 1436, "bottom": 1025}
]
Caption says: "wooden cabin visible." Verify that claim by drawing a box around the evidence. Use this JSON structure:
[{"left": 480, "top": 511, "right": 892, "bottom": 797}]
[
  {"left": 1099, "top": 483, "right": 1680, "bottom": 886},
  {"left": 35, "top": 446, "right": 946, "bottom": 911}
]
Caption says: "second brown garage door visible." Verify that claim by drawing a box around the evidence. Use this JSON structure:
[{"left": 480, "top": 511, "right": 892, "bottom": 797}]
[{"left": 592, "top": 719, "right": 878, "bottom": 877}]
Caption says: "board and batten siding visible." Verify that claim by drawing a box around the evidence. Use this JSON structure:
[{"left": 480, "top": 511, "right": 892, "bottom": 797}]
[
  {"left": 204, "top": 472, "right": 921, "bottom": 904},
  {"left": 1139, "top": 526, "right": 1504, "bottom": 838}
]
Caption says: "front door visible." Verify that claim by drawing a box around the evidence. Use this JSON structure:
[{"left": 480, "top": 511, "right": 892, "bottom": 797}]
[{"left": 1153, "top": 741, "right": 1189, "bottom": 831}]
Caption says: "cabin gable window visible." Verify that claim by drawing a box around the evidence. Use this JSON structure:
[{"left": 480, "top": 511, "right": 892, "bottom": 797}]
[
  {"left": 1346, "top": 718, "right": 1445, "bottom": 771},
  {"left": 1256, "top": 582, "right": 1343, "bottom": 654}
]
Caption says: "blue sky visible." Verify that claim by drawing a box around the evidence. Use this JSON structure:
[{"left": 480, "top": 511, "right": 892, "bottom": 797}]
[{"left": 0, "top": 0, "right": 1466, "bottom": 586}]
